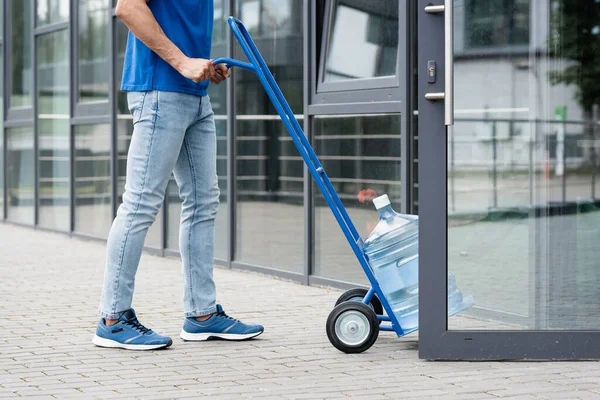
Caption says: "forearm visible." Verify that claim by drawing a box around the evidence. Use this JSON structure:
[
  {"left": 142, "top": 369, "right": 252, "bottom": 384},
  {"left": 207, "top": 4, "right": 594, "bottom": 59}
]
[{"left": 115, "top": 0, "right": 187, "bottom": 72}]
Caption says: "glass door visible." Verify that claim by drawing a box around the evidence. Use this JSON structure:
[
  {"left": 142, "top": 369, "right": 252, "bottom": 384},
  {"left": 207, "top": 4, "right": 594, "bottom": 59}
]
[{"left": 418, "top": 0, "right": 600, "bottom": 359}]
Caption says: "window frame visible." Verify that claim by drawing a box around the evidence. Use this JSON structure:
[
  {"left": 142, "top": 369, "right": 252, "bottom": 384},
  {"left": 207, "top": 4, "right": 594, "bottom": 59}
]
[{"left": 313, "top": 0, "right": 403, "bottom": 101}]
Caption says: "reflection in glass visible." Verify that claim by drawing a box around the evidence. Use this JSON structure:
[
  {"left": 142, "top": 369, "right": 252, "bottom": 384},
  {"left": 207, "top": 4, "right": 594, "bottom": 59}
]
[
  {"left": 38, "top": 30, "right": 70, "bottom": 231},
  {"left": 313, "top": 115, "right": 401, "bottom": 284},
  {"left": 324, "top": 0, "right": 398, "bottom": 82},
  {"left": 78, "top": 0, "right": 109, "bottom": 102},
  {"left": 449, "top": 0, "right": 600, "bottom": 330},
  {"left": 7, "top": 127, "right": 35, "bottom": 224},
  {"left": 465, "top": 0, "right": 529, "bottom": 48},
  {"left": 10, "top": 0, "right": 33, "bottom": 108},
  {"left": 37, "top": 0, "right": 69, "bottom": 26},
  {"left": 74, "top": 124, "right": 112, "bottom": 238},
  {"left": 234, "top": 0, "right": 304, "bottom": 272}
]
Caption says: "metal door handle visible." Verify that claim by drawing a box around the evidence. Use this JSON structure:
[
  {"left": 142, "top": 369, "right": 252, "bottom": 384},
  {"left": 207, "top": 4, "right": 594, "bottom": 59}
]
[{"left": 424, "top": 0, "right": 454, "bottom": 126}]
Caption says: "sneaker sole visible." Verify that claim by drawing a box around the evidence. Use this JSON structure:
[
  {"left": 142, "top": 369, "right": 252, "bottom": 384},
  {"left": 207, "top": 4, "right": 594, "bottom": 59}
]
[
  {"left": 92, "top": 335, "right": 173, "bottom": 350},
  {"left": 179, "top": 329, "right": 263, "bottom": 341}
]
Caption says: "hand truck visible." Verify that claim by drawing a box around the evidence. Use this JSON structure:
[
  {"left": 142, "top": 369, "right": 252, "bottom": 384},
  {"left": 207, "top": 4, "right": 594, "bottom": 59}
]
[{"left": 213, "top": 17, "right": 472, "bottom": 354}]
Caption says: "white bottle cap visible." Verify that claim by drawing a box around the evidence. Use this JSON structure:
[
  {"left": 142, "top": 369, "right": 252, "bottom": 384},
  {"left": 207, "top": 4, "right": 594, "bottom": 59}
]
[{"left": 373, "top": 194, "right": 390, "bottom": 210}]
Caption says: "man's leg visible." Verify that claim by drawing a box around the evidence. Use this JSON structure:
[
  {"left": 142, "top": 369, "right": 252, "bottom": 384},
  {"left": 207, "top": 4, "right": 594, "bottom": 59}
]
[
  {"left": 173, "top": 95, "right": 219, "bottom": 318},
  {"left": 176, "top": 96, "right": 264, "bottom": 341},
  {"left": 97, "top": 90, "right": 199, "bottom": 321}
]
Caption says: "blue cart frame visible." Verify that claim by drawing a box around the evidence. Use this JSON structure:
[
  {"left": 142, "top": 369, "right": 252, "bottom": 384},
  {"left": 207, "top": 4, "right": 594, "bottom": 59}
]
[{"left": 214, "top": 17, "right": 411, "bottom": 348}]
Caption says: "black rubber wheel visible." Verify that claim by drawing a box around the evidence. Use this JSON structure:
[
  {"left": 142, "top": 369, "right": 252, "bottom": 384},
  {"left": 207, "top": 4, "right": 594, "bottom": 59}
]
[
  {"left": 335, "top": 288, "right": 384, "bottom": 317},
  {"left": 326, "top": 301, "right": 379, "bottom": 354}
]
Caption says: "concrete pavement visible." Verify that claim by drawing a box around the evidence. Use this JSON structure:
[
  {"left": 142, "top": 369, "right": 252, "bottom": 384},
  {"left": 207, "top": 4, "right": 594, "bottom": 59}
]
[{"left": 1, "top": 223, "right": 599, "bottom": 399}]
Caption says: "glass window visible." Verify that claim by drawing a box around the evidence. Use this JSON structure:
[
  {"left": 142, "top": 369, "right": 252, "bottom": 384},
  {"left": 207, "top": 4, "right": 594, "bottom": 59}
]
[
  {"left": 37, "top": 30, "right": 70, "bottom": 231},
  {"left": 115, "top": 20, "right": 162, "bottom": 248},
  {"left": 313, "top": 115, "right": 401, "bottom": 283},
  {"left": 323, "top": 0, "right": 398, "bottom": 82},
  {"left": 449, "top": 0, "right": 600, "bottom": 330},
  {"left": 233, "top": 0, "right": 304, "bottom": 273},
  {"left": 6, "top": 127, "right": 35, "bottom": 224},
  {"left": 10, "top": 0, "right": 33, "bottom": 108},
  {"left": 74, "top": 124, "right": 112, "bottom": 238},
  {"left": 37, "top": 0, "right": 69, "bottom": 26},
  {"left": 465, "top": 0, "right": 529, "bottom": 48},
  {"left": 78, "top": 0, "right": 109, "bottom": 102}
]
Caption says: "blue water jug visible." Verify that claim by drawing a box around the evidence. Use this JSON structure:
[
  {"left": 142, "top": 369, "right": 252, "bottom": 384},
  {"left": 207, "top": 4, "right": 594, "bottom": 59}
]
[{"left": 363, "top": 194, "right": 473, "bottom": 332}]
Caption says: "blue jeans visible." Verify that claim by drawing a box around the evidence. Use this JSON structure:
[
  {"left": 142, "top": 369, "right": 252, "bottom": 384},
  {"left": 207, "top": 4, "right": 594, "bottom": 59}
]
[{"left": 99, "top": 90, "right": 219, "bottom": 319}]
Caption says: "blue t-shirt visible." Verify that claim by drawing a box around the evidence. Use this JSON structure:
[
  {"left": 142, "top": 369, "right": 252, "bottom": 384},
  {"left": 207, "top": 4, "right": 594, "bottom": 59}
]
[{"left": 121, "top": 0, "right": 214, "bottom": 97}]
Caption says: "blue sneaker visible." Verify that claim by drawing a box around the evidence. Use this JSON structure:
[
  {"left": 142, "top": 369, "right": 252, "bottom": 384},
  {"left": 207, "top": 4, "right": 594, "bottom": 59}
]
[
  {"left": 180, "top": 305, "right": 264, "bottom": 341},
  {"left": 93, "top": 309, "right": 173, "bottom": 350}
]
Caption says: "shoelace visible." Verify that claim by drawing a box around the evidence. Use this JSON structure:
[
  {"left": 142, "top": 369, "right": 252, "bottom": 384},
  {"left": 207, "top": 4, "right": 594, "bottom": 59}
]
[
  {"left": 124, "top": 318, "right": 152, "bottom": 334},
  {"left": 216, "top": 310, "right": 239, "bottom": 322}
]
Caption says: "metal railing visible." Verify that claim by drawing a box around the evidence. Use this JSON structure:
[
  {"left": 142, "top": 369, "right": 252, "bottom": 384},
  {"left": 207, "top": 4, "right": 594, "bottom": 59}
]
[{"left": 448, "top": 117, "right": 600, "bottom": 214}]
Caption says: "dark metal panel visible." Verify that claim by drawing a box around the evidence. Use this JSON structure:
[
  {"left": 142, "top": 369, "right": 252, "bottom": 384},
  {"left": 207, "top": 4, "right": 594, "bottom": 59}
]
[
  {"left": 312, "top": 88, "right": 402, "bottom": 105},
  {"left": 428, "top": 331, "right": 600, "bottom": 361},
  {"left": 70, "top": 115, "right": 111, "bottom": 125},
  {"left": 226, "top": 0, "right": 234, "bottom": 265},
  {"left": 3, "top": 118, "right": 34, "bottom": 128},
  {"left": 74, "top": 102, "right": 111, "bottom": 117},
  {"left": 398, "top": 0, "right": 411, "bottom": 215},
  {"left": 214, "top": 258, "right": 229, "bottom": 268},
  {"left": 34, "top": 21, "right": 69, "bottom": 36},
  {"left": 231, "top": 261, "right": 305, "bottom": 283},
  {"left": 69, "top": 0, "right": 76, "bottom": 233},
  {"left": 109, "top": 10, "right": 117, "bottom": 221},
  {"left": 308, "top": 101, "right": 403, "bottom": 115},
  {"left": 1, "top": 1, "right": 5, "bottom": 221},
  {"left": 302, "top": 0, "right": 311, "bottom": 284},
  {"left": 308, "top": 275, "right": 367, "bottom": 291},
  {"left": 6, "top": 108, "right": 34, "bottom": 121},
  {"left": 32, "top": 3, "right": 38, "bottom": 226},
  {"left": 416, "top": 0, "right": 449, "bottom": 359}
]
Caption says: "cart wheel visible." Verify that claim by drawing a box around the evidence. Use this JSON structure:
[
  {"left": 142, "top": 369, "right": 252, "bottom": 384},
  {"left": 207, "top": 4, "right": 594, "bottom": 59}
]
[
  {"left": 335, "top": 288, "right": 384, "bottom": 317},
  {"left": 326, "top": 302, "right": 379, "bottom": 354}
]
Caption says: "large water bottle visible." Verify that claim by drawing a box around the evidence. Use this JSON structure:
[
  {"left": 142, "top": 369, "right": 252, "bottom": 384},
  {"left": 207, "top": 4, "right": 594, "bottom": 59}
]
[{"left": 363, "top": 194, "right": 473, "bottom": 332}]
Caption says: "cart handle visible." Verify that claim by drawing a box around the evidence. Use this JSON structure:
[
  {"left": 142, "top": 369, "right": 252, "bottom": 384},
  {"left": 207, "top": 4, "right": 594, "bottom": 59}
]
[{"left": 212, "top": 57, "right": 255, "bottom": 72}]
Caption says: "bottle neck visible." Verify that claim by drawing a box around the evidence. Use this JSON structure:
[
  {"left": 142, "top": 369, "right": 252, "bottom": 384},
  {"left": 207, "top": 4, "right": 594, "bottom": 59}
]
[{"left": 377, "top": 204, "right": 395, "bottom": 219}]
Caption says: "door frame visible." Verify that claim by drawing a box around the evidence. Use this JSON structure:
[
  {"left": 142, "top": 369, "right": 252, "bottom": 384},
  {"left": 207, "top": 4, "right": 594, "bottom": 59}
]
[{"left": 417, "top": 0, "right": 600, "bottom": 360}]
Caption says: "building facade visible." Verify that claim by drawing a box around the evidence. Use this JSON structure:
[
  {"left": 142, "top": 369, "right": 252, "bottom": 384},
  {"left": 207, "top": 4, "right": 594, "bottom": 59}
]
[{"left": 2, "top": 0, "right": 600, "bottom": 335}]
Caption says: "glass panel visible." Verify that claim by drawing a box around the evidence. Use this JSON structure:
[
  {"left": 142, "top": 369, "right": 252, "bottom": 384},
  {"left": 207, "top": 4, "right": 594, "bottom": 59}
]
[
  {"left": 74, "top": 124, "right": 112, "bottom": 238},
  {"left": 313, "top": 115, "right": 401, "bottom": 284},
  {"left": 6, "top": 127, "right": 35, "bottom": 224},
  {"left": 323, "top": 0, "right": 398, "bottom": 82},
  {"left": 465, "top": 0, "right": 529, "bottom": 49},
  {"left": 233, "top": 0, "right": 304, "bottom": 273},
  {"left": 115, "top": 20, "right": 162, "bottom": 248},
  {"left": 165, "top": 0, "right": 228, "bottom": 259},
  {"left": 37, "top": 30, "right": 70, "bottom": 231},
  {"left": 78, "top": 0, "right": 109, "bottom": 102},
  {"left": 37, "top": 0, "right": 69, "bottom": 26},
  {"left": 449, "top": 0, "right": 600, "bottom": 330},
  {"left": 10, "top": 0, "right": 33, "bottom": 108}
]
